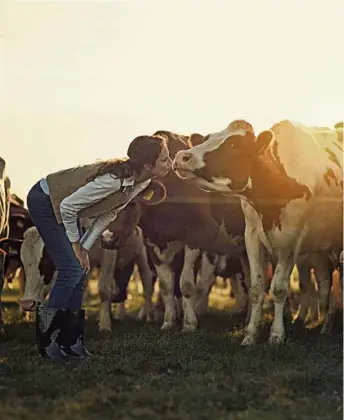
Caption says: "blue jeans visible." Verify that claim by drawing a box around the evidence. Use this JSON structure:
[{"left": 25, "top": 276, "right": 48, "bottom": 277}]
[{"left": 27, "top": 182, "right": 85, "bottom": 311}]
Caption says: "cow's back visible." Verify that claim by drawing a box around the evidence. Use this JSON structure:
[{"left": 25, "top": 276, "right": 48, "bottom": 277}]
[{"left": 270, "top": 120, "right": 343, "bottom": 194}]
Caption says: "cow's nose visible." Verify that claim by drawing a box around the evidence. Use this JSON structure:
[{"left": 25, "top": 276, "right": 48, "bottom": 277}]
[
  {"left": 174, "top": 150, "right": 192, "bottom": 168},
  {"left": 181, "top": 152, "right": 192, "bottom": 163}
]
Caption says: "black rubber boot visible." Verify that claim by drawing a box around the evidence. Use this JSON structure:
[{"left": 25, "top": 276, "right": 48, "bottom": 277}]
[
  {"left": 59, "top": 309, "right": 94, "bottom": 358},
  {"left": 57, "top": 310, "right": 85, "bottom": 359},
  {"left": 36, "top": 306, "right": 67, "bottom": 361},
  {"left": 73, "top": 309, "right": 94, "bottom": 357}
]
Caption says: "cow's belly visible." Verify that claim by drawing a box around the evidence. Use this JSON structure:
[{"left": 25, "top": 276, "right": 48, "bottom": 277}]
[
  {"left": 299, "top": 196, "right": 343, "bottom": 253},
  {"left": 244, "top": 193, "right": 342, "bottom": 258},
  {"left": 266, "top": 195, "right": 343, "bottom": 255}
]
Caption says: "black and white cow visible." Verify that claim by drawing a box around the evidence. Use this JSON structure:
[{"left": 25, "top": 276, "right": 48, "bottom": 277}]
[{"left": 173, "top": 119, "right": 343, "bottom": 345}]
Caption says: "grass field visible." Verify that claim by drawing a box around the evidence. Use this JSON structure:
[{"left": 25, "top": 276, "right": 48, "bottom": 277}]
[{"left": 0, "top": 277, "right": 342, "bottom": 420}]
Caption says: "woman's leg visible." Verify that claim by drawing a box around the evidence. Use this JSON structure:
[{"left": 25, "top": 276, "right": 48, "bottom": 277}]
[{"left": 27, "top": 182, "right": 84, "bottom": 310}]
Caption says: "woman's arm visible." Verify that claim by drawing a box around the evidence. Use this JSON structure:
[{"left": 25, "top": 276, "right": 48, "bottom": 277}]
[{"left": 80, "top": 210, "right": 118, "bottom": 251}]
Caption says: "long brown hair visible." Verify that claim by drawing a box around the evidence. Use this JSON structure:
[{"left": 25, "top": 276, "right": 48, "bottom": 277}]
[{"left": 87, "top": 135, "right": 166, "bottom": 182}]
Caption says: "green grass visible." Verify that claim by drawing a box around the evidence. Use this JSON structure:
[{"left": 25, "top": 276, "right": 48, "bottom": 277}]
[{"left": 0, "top": 279, "right": 342, "bottom": 420}]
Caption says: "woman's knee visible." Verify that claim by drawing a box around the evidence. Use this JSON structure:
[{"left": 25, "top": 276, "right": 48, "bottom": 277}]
[{"left": 57, "top": 261, "right": 84, "bottom": 284}]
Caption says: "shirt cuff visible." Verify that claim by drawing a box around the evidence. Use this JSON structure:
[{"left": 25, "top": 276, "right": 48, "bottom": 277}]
[{"left": 65, "top": 228, "right": 80, "bottom": 243}]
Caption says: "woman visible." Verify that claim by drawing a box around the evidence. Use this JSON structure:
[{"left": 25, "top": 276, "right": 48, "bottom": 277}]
[{"left": 27, "top": 134, "right": 171, "bottom": 361}]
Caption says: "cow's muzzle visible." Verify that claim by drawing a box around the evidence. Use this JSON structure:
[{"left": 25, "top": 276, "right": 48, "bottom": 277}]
[
  {"left": 0, "top": 238, "right": 23, "bottom": 257},
  {"left": 19, "top": 299, "right": 38, "bottom": 312}
]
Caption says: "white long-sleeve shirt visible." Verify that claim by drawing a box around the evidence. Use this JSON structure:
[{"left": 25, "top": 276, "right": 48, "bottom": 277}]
[{"left": 40, "top": 174, "right": 150, "bottom": 251}]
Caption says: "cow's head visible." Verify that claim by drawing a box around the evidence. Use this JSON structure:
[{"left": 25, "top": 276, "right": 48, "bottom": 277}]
[
  {"left": 173, "top": 120, "right": 274, "bottom": 194},
  {"left": 101, "top": 180, "right": 166, "bottom": 249},
  {"left": 19, "top": 227, "right": 54, "bottom": 312}
]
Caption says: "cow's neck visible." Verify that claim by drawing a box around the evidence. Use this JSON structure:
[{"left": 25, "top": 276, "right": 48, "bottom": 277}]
[{"left": 244, "top": 145, "right": 311, "bottom": 231}]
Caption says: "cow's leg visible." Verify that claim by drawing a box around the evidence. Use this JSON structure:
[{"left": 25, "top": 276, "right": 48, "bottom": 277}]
[
  {"left": 314, "top": 258, "right": 332, "bottom": 322},
  {"left": 231, "top": 273, "right": 249, "bottom": 314},
  {"left": 179, "top": 246, "right": 201, "bottom": 332},
  {"left": 0, "top": 253, "right": 6, "bottom": 336},
  {"left": 155, "top": 262, "right": 176, "bottom": 330},
  {"left": 98, "top": 249, "right": 117, "bottom": 332},
  {"left": 295, "top": 262, "right": 318, "bottom": 325},
  {"left": 321, "top": 267, "right": 343, "bottom": 335},
  {"left": 269, "top": 251, "right": 295, "bottom": 344},
  {"left": 149, "top": 242, "right": 183, "bottom": 329},
  {"left": 241, "top": 227, "right": 266, "bottom": 346},
  {"left": 239, "top": 254, "right": 252, "bottom": 324},
  {"left": 192, "top": 252, "right": 218, "bottom": 317},
  {"left": 113, "top": 260, "right": 135, "bottom": 320},
  {"left": 136, "top": 244, "right": 154, "bottom": 322},
  {"left": 318, "top": 259, "right": 336, "bottom": 335},
  {"left": 16, "top": 267, "right": 31, "bottom": 321}
]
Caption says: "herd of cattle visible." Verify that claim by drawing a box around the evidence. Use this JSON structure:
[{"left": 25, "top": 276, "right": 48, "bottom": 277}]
[{"left": 0, "top": 119, "right": 343, "bottom": 346}]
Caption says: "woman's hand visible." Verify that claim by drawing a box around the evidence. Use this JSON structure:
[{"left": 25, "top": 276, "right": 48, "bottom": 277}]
[{"left": 72, "top": 241, "right": 90, "bottom": 274}]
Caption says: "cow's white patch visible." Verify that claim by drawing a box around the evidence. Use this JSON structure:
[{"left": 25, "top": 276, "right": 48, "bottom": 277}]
[
  {"left": 180, "top": 246, "right": 200, "bottom": 332},
  {"left": 271, "top": 121, "right": 342, "bottom": 194},
  {"left": 151, "top": 241, "right": 184, "bottom": 263},
  {"left": 192, "top": 252, "right": 218, "bottom": 316},
  {"left": 101, "top": 229, "right": 113, "bottom": 243},
  {"left": 155, "top": 262, "right": 176, "bottom": 330}
]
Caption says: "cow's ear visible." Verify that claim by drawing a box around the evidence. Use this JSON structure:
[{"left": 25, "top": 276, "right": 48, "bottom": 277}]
[
  {"left": 255, "top": 130, "right": 274, "bottom": 155},
  {"left": 334, "top": 121, "right": 343, "bottom": 130},
  {"left": 188, "top": 133, "right": 204, "bottom": 147},
  {"left": 135, "top": 180, "right": 167, "bottom": 206}
]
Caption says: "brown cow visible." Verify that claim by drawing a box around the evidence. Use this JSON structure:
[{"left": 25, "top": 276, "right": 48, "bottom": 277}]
[{"left": 102, "top": 130, "right": 247, "bottom": 332}]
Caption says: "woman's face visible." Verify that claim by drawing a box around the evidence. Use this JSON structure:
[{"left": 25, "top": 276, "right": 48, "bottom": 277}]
[{"left": 149, "top": 143, "right": 172, "bottom": 178}]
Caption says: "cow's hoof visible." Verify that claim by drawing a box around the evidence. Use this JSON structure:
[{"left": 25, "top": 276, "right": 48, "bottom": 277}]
[
  {"left": 268, "top": 334, "right": 285, "bottom": 345},
  {"left": 182, "top": 323, "right": 197, "bottom": 333},
  {"left": 161, "top": 322, "right": 174, "bottom": 330},
  {"left": 99, "top": 323, "right": 112, "bottom": 332},
  {"left": 241, "top": 334, "right": 256, "bottom": 346},
  {"left": 137, "top": 307, "right": 145, "bottom": 321},
  {"left": 99, "top": 328, "right": 112, "bottom": 333},
  {"left": 137, "top": 307, "right": 154, "bottom": 322}
]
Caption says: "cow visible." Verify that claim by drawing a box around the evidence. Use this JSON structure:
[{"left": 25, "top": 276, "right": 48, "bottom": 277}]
[
  {"left": 102, "top": 130, "right": 247, "bottom": 332},
  {"left": 173, "top": 119, "right": 343, "bottom": 345},
  {"left": 0, "top": 158, "right": 11, "bottom": 336},
  {"left": 3, "top": 195, "right": 33, "bottom": 298}
]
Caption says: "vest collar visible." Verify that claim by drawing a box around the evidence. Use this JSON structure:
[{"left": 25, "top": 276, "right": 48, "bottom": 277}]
[
  {"left": 122, "top": 177, "right": 151, "bottom": 188},
  {"left": 122, "top": 177, "right": 135, "bottom": 187}
]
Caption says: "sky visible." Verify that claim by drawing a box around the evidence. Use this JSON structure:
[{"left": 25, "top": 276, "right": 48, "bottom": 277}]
[{"left": 1, "top": 0, "right": 343, "bottom": 203}]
